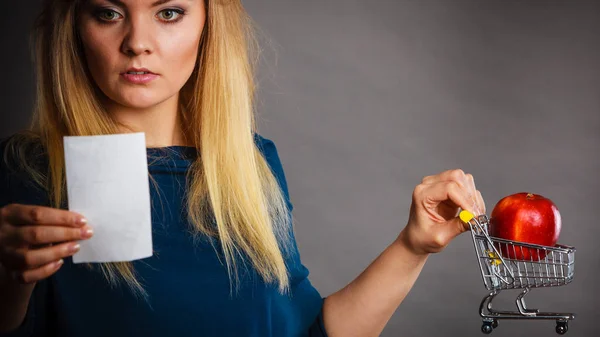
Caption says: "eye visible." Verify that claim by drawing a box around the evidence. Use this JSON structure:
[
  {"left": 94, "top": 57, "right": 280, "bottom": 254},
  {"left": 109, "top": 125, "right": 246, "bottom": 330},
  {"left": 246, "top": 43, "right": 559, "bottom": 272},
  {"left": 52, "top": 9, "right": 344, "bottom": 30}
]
[
  {"left": 96, "top": 9, "right": 123, "bottom": 22},
  {"left": 157, "top": 9, "right": 185, "bottom": 23}
]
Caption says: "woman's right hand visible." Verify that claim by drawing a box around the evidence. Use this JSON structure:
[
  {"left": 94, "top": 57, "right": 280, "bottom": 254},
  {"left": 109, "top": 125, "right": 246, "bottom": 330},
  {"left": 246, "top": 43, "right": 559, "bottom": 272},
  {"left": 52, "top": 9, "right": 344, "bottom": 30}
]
[{"left": 0, "top": 204, "right": 93, "bottom": 284}]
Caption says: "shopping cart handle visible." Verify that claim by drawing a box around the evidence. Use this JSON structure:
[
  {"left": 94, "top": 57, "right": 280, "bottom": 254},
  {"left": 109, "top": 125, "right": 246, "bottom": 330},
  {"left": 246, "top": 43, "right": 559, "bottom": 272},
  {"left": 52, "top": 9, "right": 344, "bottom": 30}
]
[{"left": 460, "top": 210, "right": 475, "bottom": 223}]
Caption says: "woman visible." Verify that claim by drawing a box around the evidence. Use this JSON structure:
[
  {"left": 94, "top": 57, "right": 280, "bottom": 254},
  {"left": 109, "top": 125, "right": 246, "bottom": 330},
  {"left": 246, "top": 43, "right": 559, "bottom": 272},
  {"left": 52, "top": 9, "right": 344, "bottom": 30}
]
[{"left": 0, "top": 0, "right": 485, "bottom": 336}]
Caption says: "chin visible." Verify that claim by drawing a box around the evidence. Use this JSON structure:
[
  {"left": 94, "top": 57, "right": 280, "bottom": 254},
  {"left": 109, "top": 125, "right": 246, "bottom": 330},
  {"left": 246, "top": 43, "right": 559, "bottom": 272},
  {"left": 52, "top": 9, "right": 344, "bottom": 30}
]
[
  {"left": 113, "top": 91, "right": 174, "bottom": 110},
  {"left": 120, "top": 99, "right": 165, "bottom": 110}
]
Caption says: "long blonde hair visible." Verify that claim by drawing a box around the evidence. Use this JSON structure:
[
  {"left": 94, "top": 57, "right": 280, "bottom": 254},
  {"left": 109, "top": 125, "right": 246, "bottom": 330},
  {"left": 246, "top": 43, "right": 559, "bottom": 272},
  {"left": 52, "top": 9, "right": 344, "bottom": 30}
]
[{"left": 6, "top": 0, "right": 293, "bottom": 295}]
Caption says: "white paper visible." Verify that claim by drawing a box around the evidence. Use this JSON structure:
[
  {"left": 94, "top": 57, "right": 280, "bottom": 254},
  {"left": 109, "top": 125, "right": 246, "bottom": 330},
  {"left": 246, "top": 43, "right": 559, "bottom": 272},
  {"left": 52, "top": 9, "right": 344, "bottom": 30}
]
[{"left": 64, "top": 133, "right": 153, "bottom": 263}]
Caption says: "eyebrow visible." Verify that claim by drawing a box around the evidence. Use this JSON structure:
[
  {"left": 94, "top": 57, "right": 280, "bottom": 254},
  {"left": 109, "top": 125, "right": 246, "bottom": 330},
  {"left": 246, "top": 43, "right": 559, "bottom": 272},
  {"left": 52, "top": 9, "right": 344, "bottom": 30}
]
[
  {"left": 151, "top": 0, "right": 174, "bottom": 6},
  {"left": 104, "top": 0, "right": 183, "bottom": 8}
]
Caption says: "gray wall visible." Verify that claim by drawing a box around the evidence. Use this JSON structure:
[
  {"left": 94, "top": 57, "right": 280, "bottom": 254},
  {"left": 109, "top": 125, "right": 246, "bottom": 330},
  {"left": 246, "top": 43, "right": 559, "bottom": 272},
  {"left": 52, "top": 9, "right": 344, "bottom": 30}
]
[{"left": 1, "top": 1, "right": 598, "bottom": 336}]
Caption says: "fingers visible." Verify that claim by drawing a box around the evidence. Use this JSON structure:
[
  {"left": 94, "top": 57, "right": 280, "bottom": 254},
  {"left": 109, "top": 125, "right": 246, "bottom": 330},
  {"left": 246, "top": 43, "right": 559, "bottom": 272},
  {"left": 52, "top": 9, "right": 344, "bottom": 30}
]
[
  {"left": 15, "top": 225, "right": 94, "bottom": 245},
  {"left": 475, "top": 190, "right": 486, "bottom": 214},
  {"left": 0, "top": 205, "right": 91, "bottom": 284},
  {"left": 421, "top": 169, "right": 468, "bottom": 186},
  {"left": 421, "top": 169, "right": 485, "bottom": 215},
  {"left": 418, "top": 180, "right": 477, "bottom": 215},
  {"left": 407, "top": 170, "right": 486, "bottom": 255},
  {"left": 408, "top": 180, "right": 476, "bottom": 253},
  {"left": 10, "top": 259, "right": 64, "bottom": 284},
  {"left": 1, "top": 204, "right": 87, "bottom": 228},
  {"left": 5, "top": 241, "right": 79, "bottom": 270},
  {"left": 464, "top": 173, "right": 484, "bottom": 215}
]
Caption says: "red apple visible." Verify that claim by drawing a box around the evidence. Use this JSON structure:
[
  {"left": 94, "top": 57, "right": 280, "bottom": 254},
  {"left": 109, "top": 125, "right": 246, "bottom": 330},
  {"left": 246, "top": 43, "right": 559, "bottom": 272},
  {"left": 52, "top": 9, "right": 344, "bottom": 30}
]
[{"left": 489, "top": 192, "right": 561, "bottom": 261}]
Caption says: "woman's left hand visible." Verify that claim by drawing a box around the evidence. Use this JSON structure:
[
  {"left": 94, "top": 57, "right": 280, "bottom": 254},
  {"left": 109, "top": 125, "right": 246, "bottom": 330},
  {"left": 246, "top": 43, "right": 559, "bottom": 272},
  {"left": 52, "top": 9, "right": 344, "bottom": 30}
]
[{"left": 398, "top": 169, "right": 486, "bottom": 256}]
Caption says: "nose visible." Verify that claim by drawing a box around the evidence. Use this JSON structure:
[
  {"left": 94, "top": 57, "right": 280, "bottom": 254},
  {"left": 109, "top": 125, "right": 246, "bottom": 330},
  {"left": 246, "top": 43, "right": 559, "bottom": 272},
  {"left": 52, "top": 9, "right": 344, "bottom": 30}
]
[{"left": 120, "top": 16, "right": 153, "bottom": 56}]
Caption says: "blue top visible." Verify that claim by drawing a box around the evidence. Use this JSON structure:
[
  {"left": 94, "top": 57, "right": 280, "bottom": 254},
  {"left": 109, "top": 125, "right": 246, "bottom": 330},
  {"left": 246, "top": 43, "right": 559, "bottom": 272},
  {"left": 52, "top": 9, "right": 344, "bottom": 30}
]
[{"left": 0, "top": 134, "right": 328, "bottom": 337}]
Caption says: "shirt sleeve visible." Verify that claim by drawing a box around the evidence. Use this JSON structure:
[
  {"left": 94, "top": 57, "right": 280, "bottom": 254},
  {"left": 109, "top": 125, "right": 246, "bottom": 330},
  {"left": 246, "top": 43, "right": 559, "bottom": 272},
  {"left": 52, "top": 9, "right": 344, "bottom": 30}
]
[
  {"left": 0, "top": 282, "right": 49, "bottom": 337},
  {"left": 308, "top": 305, "right": 329, "bottom": 337},
  {"left": 255, "top": 135, "right": 330, "bottom": 337},
  {"left": 0, "top": 136, "right": 13, "bottom": 208},
  {"left": 0, "top": 136, "right": 49, "bottom": 337},
  {"left": 254, "top": 134, "right": 294, "bottom": 212}
]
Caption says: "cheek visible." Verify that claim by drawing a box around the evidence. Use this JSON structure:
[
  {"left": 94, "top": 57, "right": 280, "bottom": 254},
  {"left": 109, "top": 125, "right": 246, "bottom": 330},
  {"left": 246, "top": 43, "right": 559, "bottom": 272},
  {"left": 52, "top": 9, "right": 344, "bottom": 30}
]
[
  {"left": 159, "top": 27, "right": 202, "bottom": 80},
  {"left": 79, "top": 26, "right": 117, "bottom": 84}
]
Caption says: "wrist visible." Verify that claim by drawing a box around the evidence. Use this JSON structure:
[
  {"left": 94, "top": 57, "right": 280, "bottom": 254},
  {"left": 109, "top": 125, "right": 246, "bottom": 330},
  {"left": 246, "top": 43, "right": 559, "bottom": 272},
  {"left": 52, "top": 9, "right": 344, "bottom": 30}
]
[{"left": 395, "top": 227, "right": 430, "bottom": 258}]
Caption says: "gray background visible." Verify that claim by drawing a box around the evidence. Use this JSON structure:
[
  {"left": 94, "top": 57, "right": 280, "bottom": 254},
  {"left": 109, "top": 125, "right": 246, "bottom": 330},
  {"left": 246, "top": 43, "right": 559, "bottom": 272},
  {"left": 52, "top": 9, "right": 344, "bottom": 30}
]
[{"left": 1, "top": 1, "right": 598, "bottom": 336}]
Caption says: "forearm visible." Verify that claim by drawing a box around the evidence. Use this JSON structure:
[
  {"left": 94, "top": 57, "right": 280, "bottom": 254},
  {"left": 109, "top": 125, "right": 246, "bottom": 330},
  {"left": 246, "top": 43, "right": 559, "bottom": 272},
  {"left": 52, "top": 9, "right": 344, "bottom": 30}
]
[
  {"left": 0, "top": 264, "right": 35, "bottom": 332},
  {"left": 322, "top": 230, "right": 428, "bottom": 337}
]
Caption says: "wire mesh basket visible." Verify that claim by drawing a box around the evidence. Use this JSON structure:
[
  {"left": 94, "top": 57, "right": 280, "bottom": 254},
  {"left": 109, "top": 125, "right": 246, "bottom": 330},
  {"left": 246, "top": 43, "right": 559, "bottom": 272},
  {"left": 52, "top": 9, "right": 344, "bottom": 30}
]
[{"left": 461, "top": 211, "right": 576, "bottom": 335}]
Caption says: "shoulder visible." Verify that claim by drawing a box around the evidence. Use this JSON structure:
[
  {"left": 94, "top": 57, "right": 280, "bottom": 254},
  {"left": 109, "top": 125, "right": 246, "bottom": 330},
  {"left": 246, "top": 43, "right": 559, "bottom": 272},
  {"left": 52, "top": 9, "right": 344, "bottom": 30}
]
[
  {"left": 253, "top": 133, "right": 293, "bottom": 209},
  {"left": 0, "top": 132, "right": 49, "bottom": 208},
  {"left": 0, "top": 134, "right": 21, "bottom": 207},
  {"left": 253, "top": 133, "right": 285, "bottom": 171},
  {"left": 0, "top": 134, "right": 21, "bottom": 178},
  {"left": 254, "top": 133, "right": 277, "bottom": 155},
  {"left": 0, "top": 132, "right": 46, "bottom": 173}
]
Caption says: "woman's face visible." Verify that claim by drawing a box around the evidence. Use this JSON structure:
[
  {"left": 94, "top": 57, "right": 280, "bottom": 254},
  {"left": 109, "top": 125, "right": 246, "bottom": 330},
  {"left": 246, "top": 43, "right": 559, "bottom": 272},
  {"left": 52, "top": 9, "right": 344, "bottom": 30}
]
[{"left": 78, "top": 0, "right": 206, "bottom": 110}]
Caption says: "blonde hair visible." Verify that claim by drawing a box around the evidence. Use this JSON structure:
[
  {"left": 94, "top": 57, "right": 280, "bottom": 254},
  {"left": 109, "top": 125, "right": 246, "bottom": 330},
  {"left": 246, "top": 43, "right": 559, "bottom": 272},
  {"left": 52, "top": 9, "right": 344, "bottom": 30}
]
[{"left": 6, "top": 0, "right": 293, "bottom": 295}]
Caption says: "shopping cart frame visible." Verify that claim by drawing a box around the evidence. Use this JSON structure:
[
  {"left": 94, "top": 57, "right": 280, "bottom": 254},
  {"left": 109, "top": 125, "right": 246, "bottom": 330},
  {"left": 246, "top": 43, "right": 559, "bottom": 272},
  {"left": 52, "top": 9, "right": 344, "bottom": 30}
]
[{"left": 464, "top": 212, "right": 576, "bottom": 334}]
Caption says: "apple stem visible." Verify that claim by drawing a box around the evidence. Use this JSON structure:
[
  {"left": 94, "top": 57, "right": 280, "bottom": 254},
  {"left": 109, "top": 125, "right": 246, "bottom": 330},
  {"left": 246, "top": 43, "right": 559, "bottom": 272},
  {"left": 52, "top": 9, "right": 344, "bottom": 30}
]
[{"left": 526, "top": 193, "right": 534, "bottom": 199}]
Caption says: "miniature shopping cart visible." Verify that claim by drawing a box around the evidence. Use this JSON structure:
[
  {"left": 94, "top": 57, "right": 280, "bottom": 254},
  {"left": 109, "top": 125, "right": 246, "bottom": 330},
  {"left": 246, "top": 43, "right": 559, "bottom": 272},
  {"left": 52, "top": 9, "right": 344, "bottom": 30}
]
[{"left": 459, "top": 211, "right": 576, "bottom": 335}]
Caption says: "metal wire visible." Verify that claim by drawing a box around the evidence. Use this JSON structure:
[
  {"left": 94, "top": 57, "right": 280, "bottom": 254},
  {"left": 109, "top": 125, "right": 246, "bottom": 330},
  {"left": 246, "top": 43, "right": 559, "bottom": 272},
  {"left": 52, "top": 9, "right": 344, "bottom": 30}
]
[{"left": 469, "top": 215, "right": 575, "bottom": 291}]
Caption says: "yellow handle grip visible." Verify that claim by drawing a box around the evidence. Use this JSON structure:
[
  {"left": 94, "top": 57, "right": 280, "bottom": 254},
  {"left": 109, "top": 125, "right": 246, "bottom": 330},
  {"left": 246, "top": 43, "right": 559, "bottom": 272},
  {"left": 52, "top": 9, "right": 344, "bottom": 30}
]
[{"left": 459, "top": 210, "right": 475, "bottom": 223}]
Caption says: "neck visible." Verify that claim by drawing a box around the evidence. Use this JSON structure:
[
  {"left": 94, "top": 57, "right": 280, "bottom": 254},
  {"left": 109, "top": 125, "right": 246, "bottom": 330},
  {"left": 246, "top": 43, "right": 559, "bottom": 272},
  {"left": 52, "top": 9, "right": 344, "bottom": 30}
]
[{"left": 106, "top": 94, "right": 192, "bottom": 147}]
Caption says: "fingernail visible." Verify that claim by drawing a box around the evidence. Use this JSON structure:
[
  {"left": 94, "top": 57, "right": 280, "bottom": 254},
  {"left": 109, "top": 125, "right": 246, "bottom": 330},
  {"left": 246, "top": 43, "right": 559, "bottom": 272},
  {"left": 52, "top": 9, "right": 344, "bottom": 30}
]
[
  {"left": 68, "top": 243, "right": 81, "bottom": 254},
  {"left": 81, "top": 227, "right": 94, "bottom": 238},
  {"left": 76, "top": 217, "right": 87, "bottom": 226},
  {"left": 55, "top": 259, "right": 64, "bottom": 268}
]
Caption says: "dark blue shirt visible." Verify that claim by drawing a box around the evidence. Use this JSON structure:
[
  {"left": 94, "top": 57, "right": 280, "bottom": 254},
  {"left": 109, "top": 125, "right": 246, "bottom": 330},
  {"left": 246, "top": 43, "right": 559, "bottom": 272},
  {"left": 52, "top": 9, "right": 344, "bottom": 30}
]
[{"left": 0, "top": 134, "right": 328, "bottom": 337}]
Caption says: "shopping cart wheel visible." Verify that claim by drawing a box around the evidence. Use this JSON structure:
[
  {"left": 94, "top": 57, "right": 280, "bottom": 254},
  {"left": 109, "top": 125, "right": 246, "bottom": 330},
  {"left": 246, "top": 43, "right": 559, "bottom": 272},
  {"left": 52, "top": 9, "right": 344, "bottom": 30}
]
[
  {"left": 555, "top": 322, "right": 568, "bottom": 335},
  {"left": 492, "top": 320, "right": 498, "bottom": 329},
  {"left": 481, "top": 323, "right": 493, "bottom": 334}
]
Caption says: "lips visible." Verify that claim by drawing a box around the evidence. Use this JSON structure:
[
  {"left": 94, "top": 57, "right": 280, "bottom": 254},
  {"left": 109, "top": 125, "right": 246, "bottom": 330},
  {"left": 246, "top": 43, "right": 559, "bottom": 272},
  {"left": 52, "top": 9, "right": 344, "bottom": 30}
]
[
  {"left": 121, "top": 67, "right": 156, "bottom": 75},
  {"left": 120, "top": 67, "right": 159, "bottom": 84}
]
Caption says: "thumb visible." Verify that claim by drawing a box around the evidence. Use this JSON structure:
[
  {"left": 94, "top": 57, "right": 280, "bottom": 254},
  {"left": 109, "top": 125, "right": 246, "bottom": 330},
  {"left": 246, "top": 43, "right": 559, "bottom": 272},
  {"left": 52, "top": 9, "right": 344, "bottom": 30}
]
[
  {"left": 449, "top": 215, "right": 471, "bottom": 239},
  {"left": 431, "top": 216, "right": 470, "bottom": 248},
  {"left": 442, "top": 213, "right": 472, "bottom": 244}
]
